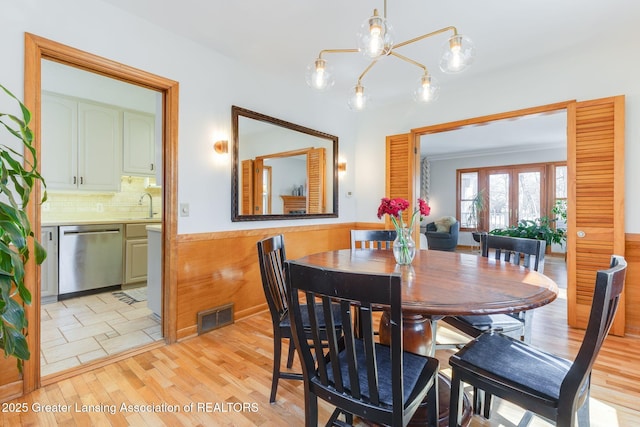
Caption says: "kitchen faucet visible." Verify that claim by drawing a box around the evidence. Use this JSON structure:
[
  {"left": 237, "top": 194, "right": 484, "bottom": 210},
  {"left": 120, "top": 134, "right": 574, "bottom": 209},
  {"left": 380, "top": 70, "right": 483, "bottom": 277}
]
[{"left": 139, "top": 192, "right": 154, "bottom": 218}]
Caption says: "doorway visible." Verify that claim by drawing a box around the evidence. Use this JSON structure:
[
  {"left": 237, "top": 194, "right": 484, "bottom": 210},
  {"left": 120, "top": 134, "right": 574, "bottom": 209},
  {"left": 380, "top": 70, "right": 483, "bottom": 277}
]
[
  {"left": 39, "top": 59, "right": 164, "bottom": 376},
  {"left": 23, "top": 33, "right": 178, "bottom": 392}
]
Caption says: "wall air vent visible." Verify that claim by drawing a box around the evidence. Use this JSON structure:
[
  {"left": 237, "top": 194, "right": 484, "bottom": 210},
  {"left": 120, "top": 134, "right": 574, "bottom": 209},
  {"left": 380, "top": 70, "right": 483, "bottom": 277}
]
[{"left": 197, "top": 303, "right": 234, "bottom": 335}]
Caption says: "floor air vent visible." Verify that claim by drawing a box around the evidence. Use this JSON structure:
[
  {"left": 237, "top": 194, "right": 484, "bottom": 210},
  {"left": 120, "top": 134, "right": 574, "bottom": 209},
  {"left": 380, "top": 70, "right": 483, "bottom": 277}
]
[{"left": 197, "top": 303, "right": 234, "bottom": 334}]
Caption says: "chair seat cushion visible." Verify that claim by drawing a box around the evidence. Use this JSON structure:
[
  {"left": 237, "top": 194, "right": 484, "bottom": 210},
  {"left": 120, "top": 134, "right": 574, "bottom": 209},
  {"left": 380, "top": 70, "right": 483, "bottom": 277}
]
[
  {"left": 455, "top": 314, "right": 523, "bottom": 332},
  {"left": 324, "top": 339, "right": 435, "bottom": 407},
  {"left": 280, "top": 302, "right": 342, "bottom": 329},
  {"left": 455, "top": 333, "right": 572, "bottom": 400}
]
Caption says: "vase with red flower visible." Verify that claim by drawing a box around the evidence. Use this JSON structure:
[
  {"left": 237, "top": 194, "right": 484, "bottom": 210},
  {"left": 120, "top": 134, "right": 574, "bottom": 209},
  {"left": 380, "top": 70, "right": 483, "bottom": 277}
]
[{"left": 377, "top": 197, "right": 431, "bottom": 265}]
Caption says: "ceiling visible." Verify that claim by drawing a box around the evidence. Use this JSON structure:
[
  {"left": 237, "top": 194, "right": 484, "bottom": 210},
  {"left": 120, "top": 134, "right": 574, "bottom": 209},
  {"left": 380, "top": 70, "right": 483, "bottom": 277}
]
[
  {"left": 99, "top": 0, "right": 637, "bottom": 154},
  {"left": 421, "top": 110, "right": 567, "bottom": 159}
]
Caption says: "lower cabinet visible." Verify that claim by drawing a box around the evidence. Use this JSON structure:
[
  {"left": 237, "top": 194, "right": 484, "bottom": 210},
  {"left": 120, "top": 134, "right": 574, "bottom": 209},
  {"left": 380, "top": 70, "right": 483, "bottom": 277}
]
[
  {"left": 40, "top": 226, "right": 59, "bottom": 304},
  {"left": 124, "top": 223, "right": 153, "bottom": 285}
]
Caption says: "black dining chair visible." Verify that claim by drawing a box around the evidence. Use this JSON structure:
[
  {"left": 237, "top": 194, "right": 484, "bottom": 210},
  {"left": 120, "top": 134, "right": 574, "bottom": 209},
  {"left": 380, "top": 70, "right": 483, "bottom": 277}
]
[
  {"left": 350, "top": 229, "right": 397, "bottom": 336},
  {"left": 285, "top": 259, "right": 440, "bottom": 427},
  {"left": 448, "top": 255, "right": 627, "bottom": 427},
  {"left": 350, "top": 229, "right": 397, "bottom": 250},
  {"left": 256, "top": 234, "right": 342, "bottom": 403},
  {"left": 443, "top": 233, "right": 546, "bottom": 344}
]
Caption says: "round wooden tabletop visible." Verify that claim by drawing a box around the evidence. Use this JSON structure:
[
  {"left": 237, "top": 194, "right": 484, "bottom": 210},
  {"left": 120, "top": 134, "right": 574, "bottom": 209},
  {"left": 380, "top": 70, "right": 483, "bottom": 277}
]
[{"left": 295, "top": 249, "right": 559, "bottom": 316}]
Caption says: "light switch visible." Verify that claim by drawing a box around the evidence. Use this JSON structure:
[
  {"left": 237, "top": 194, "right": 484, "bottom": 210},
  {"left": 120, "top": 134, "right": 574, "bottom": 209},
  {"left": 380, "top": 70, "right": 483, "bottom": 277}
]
[{"left": 180, "top": 203, "right": 190, "bottom": 217}]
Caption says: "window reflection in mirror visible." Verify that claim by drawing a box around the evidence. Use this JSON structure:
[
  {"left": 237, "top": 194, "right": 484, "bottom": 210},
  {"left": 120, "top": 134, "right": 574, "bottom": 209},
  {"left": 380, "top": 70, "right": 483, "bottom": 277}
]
[{"left": 231, "top": 106, "right": 338, "bottom": 221}]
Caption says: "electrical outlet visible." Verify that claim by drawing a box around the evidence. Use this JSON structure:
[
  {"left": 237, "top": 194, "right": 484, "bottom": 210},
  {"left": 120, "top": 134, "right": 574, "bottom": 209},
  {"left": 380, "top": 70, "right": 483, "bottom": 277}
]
[{"left": 180, "top": 203, "right": 190, "bottom": 217}]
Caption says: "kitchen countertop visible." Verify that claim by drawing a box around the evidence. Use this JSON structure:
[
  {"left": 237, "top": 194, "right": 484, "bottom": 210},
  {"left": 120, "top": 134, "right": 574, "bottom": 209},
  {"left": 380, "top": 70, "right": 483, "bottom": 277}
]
[{"left": 42, "top": 218, "right": 162, "bottom": 227}]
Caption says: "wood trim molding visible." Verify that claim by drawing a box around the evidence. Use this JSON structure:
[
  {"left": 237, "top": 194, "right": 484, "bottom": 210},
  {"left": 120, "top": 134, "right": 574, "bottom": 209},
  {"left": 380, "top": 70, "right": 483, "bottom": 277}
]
[
  {"left": 22, "top": 33, "right": 179, "bottom": 395},
  {"left": 411, "top": 101, "right": 573, "bottom": 135}
]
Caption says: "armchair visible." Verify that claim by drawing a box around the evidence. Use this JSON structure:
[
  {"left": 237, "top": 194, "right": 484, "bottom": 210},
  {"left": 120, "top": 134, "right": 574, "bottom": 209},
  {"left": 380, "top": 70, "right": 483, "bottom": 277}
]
[{"left": 425, "top": 218, "right": 459, "bottom": 252}]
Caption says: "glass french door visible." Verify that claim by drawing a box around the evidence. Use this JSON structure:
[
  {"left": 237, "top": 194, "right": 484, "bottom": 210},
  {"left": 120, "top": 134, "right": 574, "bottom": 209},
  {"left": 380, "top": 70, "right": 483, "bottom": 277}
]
[{"left": 488, "top": 166, "right": 545, "bottom": 230}]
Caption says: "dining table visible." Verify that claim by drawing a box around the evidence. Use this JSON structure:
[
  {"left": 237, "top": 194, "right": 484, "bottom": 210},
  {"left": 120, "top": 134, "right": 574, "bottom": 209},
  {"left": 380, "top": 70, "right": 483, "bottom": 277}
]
[{"left": 294, "top": 248, "right": 559, "bottom": 427}]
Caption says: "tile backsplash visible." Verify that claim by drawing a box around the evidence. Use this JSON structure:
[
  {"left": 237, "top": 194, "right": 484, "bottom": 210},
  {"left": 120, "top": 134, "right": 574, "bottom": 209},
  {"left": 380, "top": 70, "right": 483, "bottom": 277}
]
[{"left": 41, "top": 176, "right": 162, "bottom": 222}]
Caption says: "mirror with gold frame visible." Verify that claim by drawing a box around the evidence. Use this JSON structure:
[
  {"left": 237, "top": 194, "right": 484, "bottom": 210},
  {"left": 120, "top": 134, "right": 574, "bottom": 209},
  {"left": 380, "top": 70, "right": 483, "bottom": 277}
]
[{"left": 231, "top": 106, "right": 338, "bottom": 221}]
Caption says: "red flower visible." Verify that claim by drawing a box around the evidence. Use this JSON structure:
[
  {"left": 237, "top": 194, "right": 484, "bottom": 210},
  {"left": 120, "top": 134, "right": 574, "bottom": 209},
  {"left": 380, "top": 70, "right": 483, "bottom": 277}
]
[
  {"left": 377, "top": 197, "right": 430, "bottom": 230},
  {"left": 418, "top": 198, "right": 431, "bottom": 217}
]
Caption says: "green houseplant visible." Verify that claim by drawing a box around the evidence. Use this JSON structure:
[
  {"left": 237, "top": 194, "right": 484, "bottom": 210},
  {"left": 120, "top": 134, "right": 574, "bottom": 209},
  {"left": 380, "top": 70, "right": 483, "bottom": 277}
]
[
  {"left": 0, "top": 84, "right": 47, "bottom": 372},
  {"left": 489, "top": 215, "right": 566, "bottom": 246}
]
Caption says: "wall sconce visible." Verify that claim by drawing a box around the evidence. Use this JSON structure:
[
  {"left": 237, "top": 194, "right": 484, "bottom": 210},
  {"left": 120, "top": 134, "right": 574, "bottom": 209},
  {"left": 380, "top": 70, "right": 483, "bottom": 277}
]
[
  {"left": 338, "top": 162, "right": 347, "bottom": 173},
  {"left": 213, "top": 140, "right": 228, "bottom": 154}
]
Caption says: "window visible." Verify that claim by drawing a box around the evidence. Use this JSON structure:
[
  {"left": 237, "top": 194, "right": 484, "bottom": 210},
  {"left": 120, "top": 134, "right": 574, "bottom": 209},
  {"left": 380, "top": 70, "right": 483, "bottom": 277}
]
[
  {"left": 457, "top": 162, "right": 565, "bottom": 231},
  {"left": 554, "top": 165, "right": 567, "bottom": 230},
  {"left": 459, "top": 171, "right": 479, "bottom": 229}
]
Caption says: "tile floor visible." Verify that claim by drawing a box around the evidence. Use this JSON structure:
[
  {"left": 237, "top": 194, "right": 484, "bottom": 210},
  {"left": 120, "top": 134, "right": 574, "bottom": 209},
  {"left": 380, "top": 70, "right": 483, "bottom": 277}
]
[{"left": 40, "top": 291, "right": 162, "bottom": 376}]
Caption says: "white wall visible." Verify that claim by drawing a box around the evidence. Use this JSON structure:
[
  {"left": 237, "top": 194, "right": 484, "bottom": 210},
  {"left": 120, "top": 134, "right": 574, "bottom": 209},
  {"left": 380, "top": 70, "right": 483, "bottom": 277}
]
[
  {"left": 3, "top": 0, "right": 358, "bottom": 235},
  {"left": 354, "top": 28, "right": 640, "bottom": 233}
]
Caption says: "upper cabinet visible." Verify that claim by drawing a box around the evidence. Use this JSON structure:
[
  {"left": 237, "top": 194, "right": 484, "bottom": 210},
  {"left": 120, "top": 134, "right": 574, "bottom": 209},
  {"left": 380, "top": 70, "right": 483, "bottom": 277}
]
[
  {"left": 123, "top": 111, "right": 156, "bottom": 177},
  {"left": 42, "top": 92, "right": 157, "bottom": 191},
  {"left": 42, "top": 93, "right": 122, "bottom": 191}
]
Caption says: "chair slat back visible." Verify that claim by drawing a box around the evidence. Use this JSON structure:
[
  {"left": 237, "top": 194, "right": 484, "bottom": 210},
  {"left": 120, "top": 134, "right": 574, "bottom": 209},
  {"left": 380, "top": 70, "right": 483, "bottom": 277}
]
[
  {"left": 351, "top": 229, "right": 396, "bottom": 250},
  {"left": 285, "top": 260, "right": 404, "bottom": 413},
  {"left": 562, "top": 255, "right": 627, "bottom": 400},
  {"left": 480, "top": 233, "right": 545, "bottom": 273},
  {"left": 257, "top": 235, "right": 289, "bottom": 322}
]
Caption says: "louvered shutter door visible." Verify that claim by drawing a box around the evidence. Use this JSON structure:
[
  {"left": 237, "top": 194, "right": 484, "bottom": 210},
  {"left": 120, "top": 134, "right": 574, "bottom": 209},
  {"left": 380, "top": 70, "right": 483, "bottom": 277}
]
[
  {"left": 567, "top": 96, "right": 625, "bottom": 335},
  {"left": 307, "top": 148, "right": 326, "bottom": 214},
  {"left": 386, "top": 133, "right": 418, "bottom": 230},
  {"left": 241, "top": 159, "right": 254, "bottom": 215},
  {"left": 253, "top": 158, "right": 264, "bottom": 214}
]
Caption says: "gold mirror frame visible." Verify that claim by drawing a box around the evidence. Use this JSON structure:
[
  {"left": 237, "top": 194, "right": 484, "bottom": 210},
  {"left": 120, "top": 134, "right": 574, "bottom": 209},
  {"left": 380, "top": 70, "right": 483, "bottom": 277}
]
[{"left": 231, "top": 106, "right": 339, "bottom": 221}]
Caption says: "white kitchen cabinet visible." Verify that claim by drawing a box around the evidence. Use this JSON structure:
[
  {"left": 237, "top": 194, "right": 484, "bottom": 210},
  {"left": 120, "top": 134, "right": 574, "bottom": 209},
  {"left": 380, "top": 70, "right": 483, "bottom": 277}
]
[
  {"left": 40, "top": 226, "right": 58, "bottom": 304},
  {"left": 123, "top": 111, "right": 156, "bottom": 176},
  {"left": 124, "top": 223, "right": 155, "bottom": 285},
  {"left": 41, "top": 94, "right": 78, "bottom": 191},
  {"left": 41, "top": 93, "right": 121, "bottom": 192}
]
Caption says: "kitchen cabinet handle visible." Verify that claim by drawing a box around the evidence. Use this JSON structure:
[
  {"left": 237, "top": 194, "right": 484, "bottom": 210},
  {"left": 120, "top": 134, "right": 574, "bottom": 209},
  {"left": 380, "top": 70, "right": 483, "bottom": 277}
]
[
  {"left": 80, "top": 177, "right": 84, "bottom": 185},
  {"left": 73, "top": 176, "right": 77, "bottom": 184},
  {"left": 150, "top": 163, "right": 154, "bottom": 171}
]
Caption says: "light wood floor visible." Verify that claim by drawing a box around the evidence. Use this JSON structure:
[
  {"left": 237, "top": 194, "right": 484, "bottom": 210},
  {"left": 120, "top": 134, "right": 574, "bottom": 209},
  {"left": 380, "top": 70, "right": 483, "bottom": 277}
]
[{"left": 3, "top": 256, "right": 640, "bottom": 426}]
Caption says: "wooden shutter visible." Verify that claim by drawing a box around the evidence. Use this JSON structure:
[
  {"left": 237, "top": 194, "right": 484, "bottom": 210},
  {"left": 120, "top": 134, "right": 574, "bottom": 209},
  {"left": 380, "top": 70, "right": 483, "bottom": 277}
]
[
  {"left": 241, "top": 159, "right": 253, "bottom": 215},
  {"left": 307, "top": 148, "right": 326, "bottom": 214},
  {"left": 567, "top": 96, "right": 625, "bottom": 335},
  {"left": 386, "top": 133, "right": 419, "bottom": 231},
  {"left": 253, "top": 158, "right": 264, "bottom": 214}
]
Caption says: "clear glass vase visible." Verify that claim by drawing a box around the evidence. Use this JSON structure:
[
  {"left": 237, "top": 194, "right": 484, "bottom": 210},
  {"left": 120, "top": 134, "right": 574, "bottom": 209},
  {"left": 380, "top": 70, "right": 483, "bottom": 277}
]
[{"left": 393, "top": 227, "right": 416, "bottom": 265}]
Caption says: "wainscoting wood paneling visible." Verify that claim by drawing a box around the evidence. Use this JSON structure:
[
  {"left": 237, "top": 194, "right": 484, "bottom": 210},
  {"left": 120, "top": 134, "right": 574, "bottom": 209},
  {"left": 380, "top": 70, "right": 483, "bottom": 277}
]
[
  {"left": 625, "top": 233, "right": 640, "bottom": 336},
  {"left": 174, "top": 226, "right": 640, "bottom": 340},
  {"left": 175, "top": 223, "right": 359, "bottom": 340}
]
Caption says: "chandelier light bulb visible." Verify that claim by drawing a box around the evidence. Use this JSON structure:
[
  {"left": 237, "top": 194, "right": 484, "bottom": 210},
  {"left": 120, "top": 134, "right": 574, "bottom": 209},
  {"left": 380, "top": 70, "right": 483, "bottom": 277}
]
[
  {"left": 413, "top": 73, "right": 440, "bottom": 103},
  {"left": 357, "top": 9, "right": 394, "bottom": 58},
  {"left": 347, "top": 84, "right": 369, "bottom": 111},
  {"left": 305, "top": 58, "right": 335, "bottom": 91},
  {"left": 439, "top": 34, "right": 476, "bottom": 74}
]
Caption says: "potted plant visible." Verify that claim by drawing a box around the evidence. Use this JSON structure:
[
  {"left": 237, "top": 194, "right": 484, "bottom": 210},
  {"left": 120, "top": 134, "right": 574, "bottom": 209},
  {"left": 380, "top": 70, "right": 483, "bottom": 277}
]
[
  {"left": 468, "top": 189, "right": 486, "bottom": 242},
  {"left": 0, "top": 84, "right": 47, "bottom": 372},
  {"left": 489, "top": 215, "right": 566, "bottom": 247}
]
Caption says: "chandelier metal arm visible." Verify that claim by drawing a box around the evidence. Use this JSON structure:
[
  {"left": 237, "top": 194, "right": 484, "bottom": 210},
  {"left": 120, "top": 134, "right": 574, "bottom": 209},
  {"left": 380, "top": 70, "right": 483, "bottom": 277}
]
[
  {"left": 317, "top": 48, "right": 359, "bottom": 60},
  {"left": 389, "top": 51, "right": 427, "bottom": 73},
  {"left": 393, "top": 25, "right": 458, "bottom": 50},
  {"left": 357, "top": 59, "right": 381, "bottom": 84}
]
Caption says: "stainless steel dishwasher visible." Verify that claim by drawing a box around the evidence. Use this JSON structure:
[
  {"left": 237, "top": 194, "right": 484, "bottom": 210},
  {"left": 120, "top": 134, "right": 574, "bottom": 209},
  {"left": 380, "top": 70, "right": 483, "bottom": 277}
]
[{"left": 59, "top": 224, "right": 123, "bottom": 296}]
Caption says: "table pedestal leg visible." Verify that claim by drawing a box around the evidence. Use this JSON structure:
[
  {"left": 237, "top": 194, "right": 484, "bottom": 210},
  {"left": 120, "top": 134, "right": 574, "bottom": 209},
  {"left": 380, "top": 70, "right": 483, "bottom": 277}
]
[{"left": 379, "top": 311, "right": 472, "bottom": 427}]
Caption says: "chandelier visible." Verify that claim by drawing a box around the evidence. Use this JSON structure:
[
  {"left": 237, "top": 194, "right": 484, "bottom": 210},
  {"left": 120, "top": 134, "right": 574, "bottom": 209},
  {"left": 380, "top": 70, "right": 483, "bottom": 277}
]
[{"left": 305, "top": 0, "right": 476, "bottom": 111}]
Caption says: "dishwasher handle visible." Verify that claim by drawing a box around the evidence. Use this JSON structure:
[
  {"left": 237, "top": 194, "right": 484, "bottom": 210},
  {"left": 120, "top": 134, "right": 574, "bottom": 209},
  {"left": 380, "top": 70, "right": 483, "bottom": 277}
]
[{"left": 63, "top": 229, "right": 121, "bottom": 236}]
